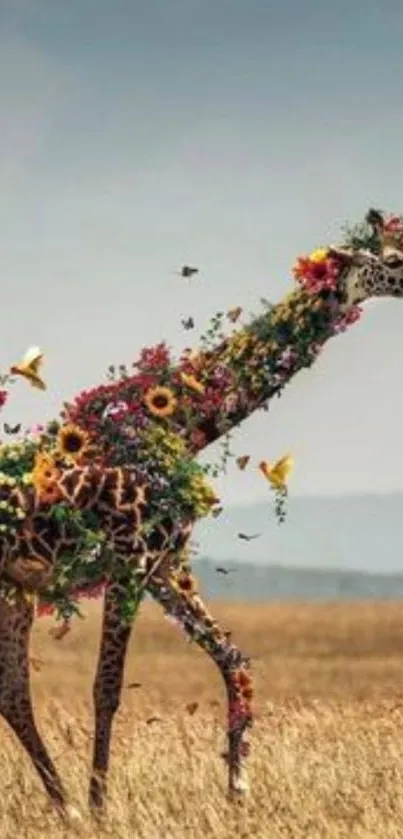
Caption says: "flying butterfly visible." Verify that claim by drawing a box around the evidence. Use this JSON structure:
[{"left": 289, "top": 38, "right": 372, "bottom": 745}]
[
  {"left": 179, "top": 265, "right": 199, "bottom": 278},
  {"left": 215, "top": 566, "right": 237, "bottom": 575},
  {"left": 185, "top": 701, "right": 199, "bottom": 716},
  {"left": 181, "top": 316, "right": 195, "bottom": 330},
  {"left": 227, "top": 306, "right": 243, "bottom": 323},
  {"left": 236, "top": 455, "right": 250, "bottom": 471},
  {"left": 10, "top": 346, "right": 46, "bottom": 391},
  {"left": 211, "top": 506, "right": 224, "bottom": 518},
  {"left": 3, "top": 423, "right": 21, "bottom": 435},
  {"left": 259, "top": 453, "right": 294, "bottom": 490},
  {"left": 237, "top": 532, "right": 261, "bottom": 541}
]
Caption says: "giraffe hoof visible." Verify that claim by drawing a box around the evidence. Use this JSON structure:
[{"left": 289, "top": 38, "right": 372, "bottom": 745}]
[
  {"left": 64, "top": 804, "right": 83, "bottom": 824},
  {"left": 229, "top": 771, "right": 250, "bottom": 796}
]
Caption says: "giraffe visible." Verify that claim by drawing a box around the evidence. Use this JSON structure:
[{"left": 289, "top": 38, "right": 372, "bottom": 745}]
[{"left": 1, "top": 207, "right": 403, "bottom": 817}]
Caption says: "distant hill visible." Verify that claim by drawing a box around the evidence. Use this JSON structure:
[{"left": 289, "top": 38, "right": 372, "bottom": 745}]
[
  {"left": 188, "top": 493, "right": 403, "bottom": 600},
  {"left": 192, "top": 557, "right": 403, "bottom": 600}
]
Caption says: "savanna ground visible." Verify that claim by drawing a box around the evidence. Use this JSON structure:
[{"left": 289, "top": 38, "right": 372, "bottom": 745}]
[{"left": 3, "top": 599, "right": 403, "bottom": 838}]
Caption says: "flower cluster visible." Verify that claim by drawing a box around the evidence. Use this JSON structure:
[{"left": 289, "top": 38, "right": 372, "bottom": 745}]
[{"left": 292, "top": 248, "right": 341, "bottom": 294}]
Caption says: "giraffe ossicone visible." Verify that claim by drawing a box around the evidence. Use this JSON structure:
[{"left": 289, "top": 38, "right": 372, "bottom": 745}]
[{"left": 0, "top": 207, "right": 402, "bottom": 815}]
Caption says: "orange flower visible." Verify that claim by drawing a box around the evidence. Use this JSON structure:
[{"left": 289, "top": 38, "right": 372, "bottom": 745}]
[{"left": 31, "top": 452, "right": 62, "bottom": 504}]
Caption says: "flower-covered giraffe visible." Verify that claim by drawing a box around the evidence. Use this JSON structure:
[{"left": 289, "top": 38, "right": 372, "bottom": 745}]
[{"left": 0, "top": 207, "right": 403, "bottom": 818}]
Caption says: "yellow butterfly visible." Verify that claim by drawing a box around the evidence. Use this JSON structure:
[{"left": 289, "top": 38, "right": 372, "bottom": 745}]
[
  {"left": 236, "top": 455, "right": 250, "bottom": 471},
  {"left": 10, "top": 346, "right": 46, "bottom": 390},
  {"left": 259, "top": 453, "right": 294, "bottom": 489},
  {"left": 180, "top": 372, "right": 205, "bottom": 394}
]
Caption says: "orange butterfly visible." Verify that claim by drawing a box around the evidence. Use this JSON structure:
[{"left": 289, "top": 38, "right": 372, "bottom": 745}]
[{"left": 10, "top": 346, "right": 46, "bottom": 390}]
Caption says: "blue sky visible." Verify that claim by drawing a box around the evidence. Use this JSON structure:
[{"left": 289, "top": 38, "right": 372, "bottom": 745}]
[{"left": 1, "top": 0, "right": 403, "bottom": 505}]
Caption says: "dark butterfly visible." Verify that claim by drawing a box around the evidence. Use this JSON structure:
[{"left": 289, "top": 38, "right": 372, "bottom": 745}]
[
  {"left": 180, "top": 265, "right": 199, "bottom": 278},
  {"left": 237, "top": 532, "right": 261, "bottom": 541},
  {"left": 186, "top": 701, "right": 199, "bottom": 715},
  {"left": 211, "top": 506, "right": 224, "bottom": 518},
  {"left": 215, "top": 566, "right": 237, "bottom": 575},
  {"left": 236, "top": 455, "right": 250, "bottom": 471},
  {"left": 4, "top": 423, "right": 21, "bottom": 435},
  {"left": 181, "top": 317, "right": 195, "bottom": 330}
]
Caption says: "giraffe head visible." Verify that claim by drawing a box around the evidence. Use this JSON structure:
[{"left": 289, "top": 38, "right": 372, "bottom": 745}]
[{"left": 327, "top": 209, "right": 403, "bottom": 310}]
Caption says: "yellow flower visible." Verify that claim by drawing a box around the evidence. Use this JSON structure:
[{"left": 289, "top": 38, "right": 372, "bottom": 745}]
[
  {"left": 57, "top": 423, "right": 89, "bottom": 461},
  {"left": 10, "top": 346, "right": 46, "bottom": 390},
  {"left": 144, "top": 386, "right": 177, "bottom": 417},
  {"left": 31, "top": 452, "right": 62, "bottom": 504},
  {"left": 180, "top": 373, "right": 205, "bottom": 395},
  {"left": 309, "top": 248, "right": 328, "bottom": 264},
  {"left": 259, "top": 453, "right": 294, "bottom": 490}
]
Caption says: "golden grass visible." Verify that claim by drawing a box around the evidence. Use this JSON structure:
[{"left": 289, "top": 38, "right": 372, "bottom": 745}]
[{"left": 3, "top": 599, "right": 403, "bottom": 837}]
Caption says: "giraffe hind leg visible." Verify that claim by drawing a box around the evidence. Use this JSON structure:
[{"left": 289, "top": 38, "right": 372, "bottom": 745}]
[
  {"left": 0, "top": 590, "right": 68, "bottom": 812},
  {"left": 147, "top": 571, "right": 253, "bottom": 796},
  {"left": 89, "top": 580, "right": 142, "bottom": 812}
]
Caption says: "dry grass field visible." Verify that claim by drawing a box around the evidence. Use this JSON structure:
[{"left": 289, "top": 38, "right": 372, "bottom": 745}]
[{"left": 3, "top": 599, "right": 403, "bottom": 838}]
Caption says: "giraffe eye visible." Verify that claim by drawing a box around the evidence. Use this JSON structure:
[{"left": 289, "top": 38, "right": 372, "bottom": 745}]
[{"left": 384, "top": 254, "right": 403, "bottom": 269}]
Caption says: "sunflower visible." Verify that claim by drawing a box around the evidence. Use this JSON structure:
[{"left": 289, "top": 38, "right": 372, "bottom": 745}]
[
  {"left": 57, "top": 423, "right": 89, "bottom": 461},
  {"left": 144, "top": 386, "right": 177, "bottom": 418},
  {"left": 31, "top": 452, "right": 62, "bottom": 504}
]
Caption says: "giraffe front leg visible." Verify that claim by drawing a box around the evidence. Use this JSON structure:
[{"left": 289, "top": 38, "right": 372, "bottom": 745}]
[
  {"left": 147, "top": 573, "right": 253, "bottom": 797},
  {"left": 89, "top": 580, "right": 142, "bottom": 812},
  {"left": 0, "top": 590, "right": 69, "bottom": 813}
]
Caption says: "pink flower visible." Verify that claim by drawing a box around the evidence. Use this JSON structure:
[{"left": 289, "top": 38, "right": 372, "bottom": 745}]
[{"left": 28, "top": 423, "right": 44, "bottom": 436}]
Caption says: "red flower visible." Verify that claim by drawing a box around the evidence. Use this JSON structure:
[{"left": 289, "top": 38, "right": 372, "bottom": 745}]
[
  {"left": 293, "top": 254, "right": 340, "bottom": 294},
  {"left": 134, "top": 342, "right": 171, "bottom": 372}
]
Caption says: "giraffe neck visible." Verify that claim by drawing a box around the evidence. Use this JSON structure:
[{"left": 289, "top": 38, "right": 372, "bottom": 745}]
[
  {"left": 64, "top": 285, "right": 353, "bottom": 459},
  {"left": 184, "top": 288, "right": 346, "bottom": 450}
]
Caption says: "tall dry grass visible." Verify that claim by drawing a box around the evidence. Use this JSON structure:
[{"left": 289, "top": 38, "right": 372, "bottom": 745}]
[{"left": 2, "top": 599, "right": 403, "bottom": 837}]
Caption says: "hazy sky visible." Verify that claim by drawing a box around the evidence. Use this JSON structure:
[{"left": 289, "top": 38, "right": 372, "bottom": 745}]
[{"left": 2, "top": 0, "right": 403, "bottom": 505}]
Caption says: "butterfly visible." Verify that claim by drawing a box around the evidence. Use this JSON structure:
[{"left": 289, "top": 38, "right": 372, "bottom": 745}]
[
  {"left": 185, "top": 701, "right": 199, "bottom": 716},
  {"left": 3, "top": 423, "right": 21, "bottom": 435},
  {"left": 215, "top": 566, "right": 238, "bottom": 575},
  {"left": 10, "top": 346, "right": 46, "bottom": 390},
  {"left": 236, "top": 455, "right": 250, "bottom": 471},
  {"left": 237, "top": 533, "right": 261, "bottom": 541},
  {"left": 145, "top": 716, "right": 161, "bottom": 725},
  {"left": 126, "top": 681, "right": 142, "bottom": 690},
  {"left": 181, "top": 317, "right": 195, "bottom": 330},
  {"left": 48, "top": 619, "right": 71, "bottom": 640},
  {"left": 211, "top": 506, "right": 224, "bottom": 518},
  {"left": 29, "top": 657, "right": 44, "bottom": 673},
  {"left": 227, "top": 306, "right": 243, "bottom": 323},
  {"left": 259, "top": 453, "right": 294, "bottom": 489},
  {"left": 179, "top": 265, "right": 199, "bottom": 278}
]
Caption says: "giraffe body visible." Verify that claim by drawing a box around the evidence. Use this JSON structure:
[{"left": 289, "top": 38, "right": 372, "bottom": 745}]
[{"left": 1, "top": 210, "right": 403, "bottom": 815}]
